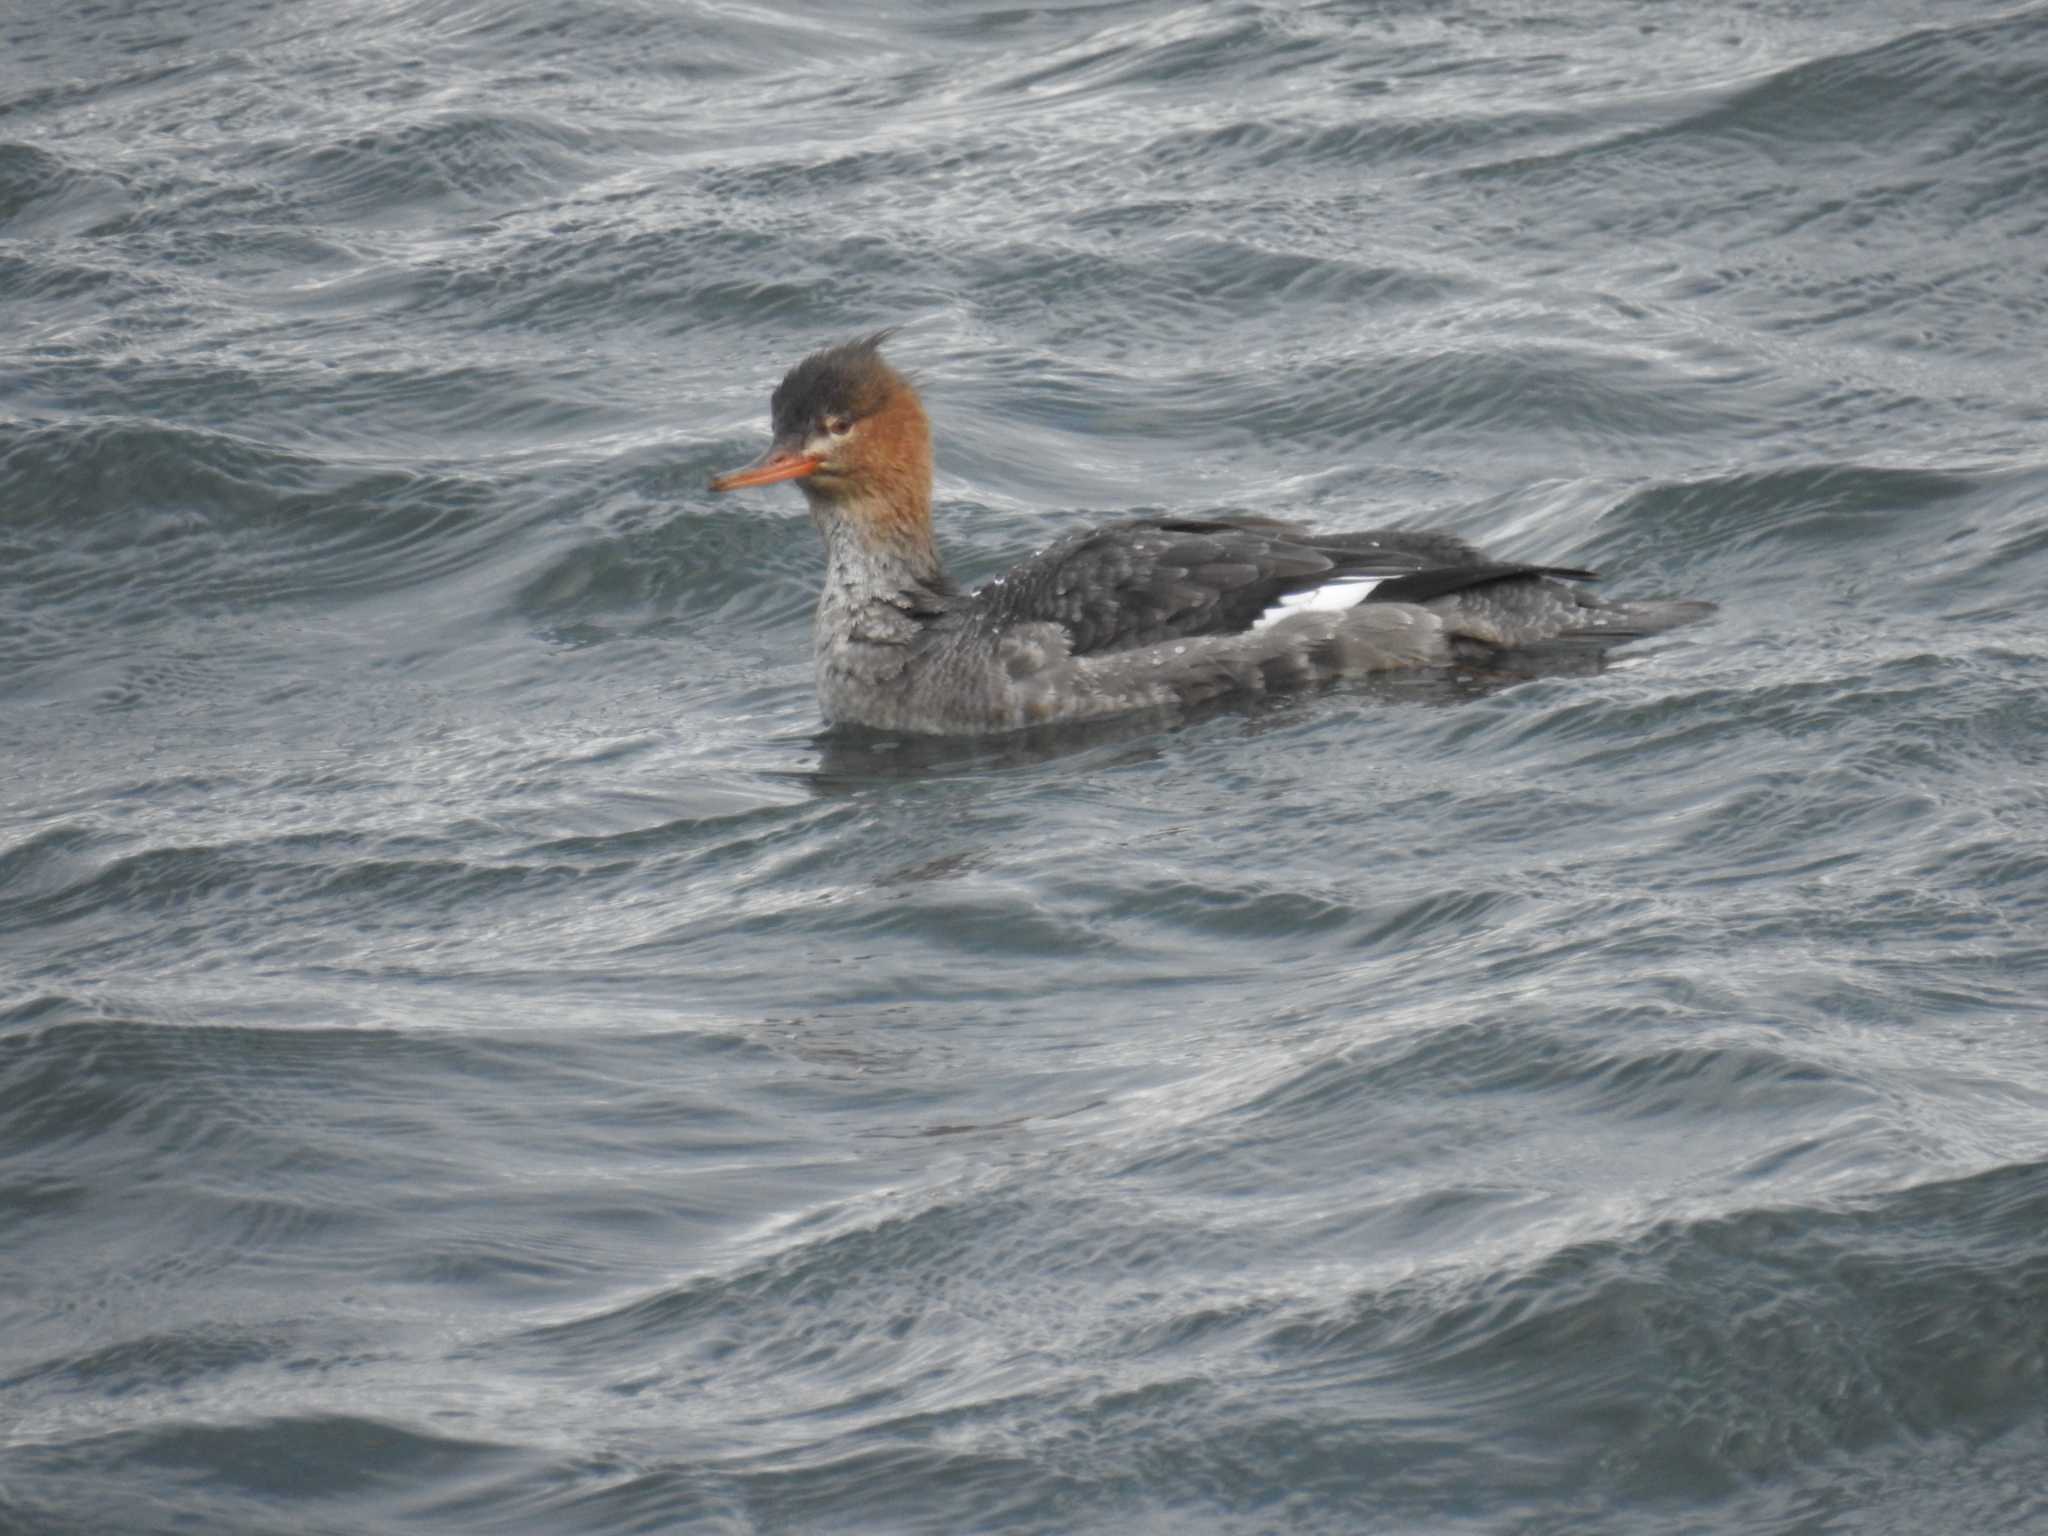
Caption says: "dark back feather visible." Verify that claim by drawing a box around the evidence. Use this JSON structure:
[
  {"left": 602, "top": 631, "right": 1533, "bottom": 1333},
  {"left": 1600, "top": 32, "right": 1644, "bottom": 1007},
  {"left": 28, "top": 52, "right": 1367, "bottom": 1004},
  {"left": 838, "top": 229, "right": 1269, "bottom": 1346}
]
[{"left": 950, "top": 517, "right": 1604, "bottom": 658}]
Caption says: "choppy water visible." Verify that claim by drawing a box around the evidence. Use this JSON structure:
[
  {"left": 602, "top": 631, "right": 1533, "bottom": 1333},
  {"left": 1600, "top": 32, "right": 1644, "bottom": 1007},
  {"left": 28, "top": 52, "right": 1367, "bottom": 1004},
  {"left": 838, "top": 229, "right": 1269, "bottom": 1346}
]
[{"left": 6, "top": 1, "right": 2048, "bottom": 1532}]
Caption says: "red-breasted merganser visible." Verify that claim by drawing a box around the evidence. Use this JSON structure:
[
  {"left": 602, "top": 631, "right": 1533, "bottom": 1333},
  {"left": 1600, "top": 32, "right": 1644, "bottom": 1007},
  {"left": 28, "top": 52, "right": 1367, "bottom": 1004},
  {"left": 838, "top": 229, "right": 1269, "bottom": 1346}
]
[{"left": 709, "top": 334, "right": 1713, "bottom": 735}]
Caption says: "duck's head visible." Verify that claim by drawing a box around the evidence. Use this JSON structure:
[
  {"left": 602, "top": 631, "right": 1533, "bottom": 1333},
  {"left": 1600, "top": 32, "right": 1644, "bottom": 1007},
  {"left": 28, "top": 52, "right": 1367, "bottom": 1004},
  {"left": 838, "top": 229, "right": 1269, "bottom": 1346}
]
[{"left": 709, "top": 333, "right": 931, "bottom": 520}]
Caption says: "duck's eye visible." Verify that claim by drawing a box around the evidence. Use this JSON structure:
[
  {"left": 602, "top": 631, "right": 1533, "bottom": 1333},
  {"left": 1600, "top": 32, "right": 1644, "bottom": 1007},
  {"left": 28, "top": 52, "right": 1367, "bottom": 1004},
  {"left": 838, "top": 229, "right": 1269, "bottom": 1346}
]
[{"left": 824, "top": 415, "right": 852, "bottom": 437}]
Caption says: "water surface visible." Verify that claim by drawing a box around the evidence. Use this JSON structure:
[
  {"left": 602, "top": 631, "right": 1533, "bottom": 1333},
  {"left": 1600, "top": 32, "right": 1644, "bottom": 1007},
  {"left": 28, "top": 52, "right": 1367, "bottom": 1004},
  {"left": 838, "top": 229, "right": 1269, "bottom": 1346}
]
[{"left": 4, "top": 1, "right": 2047, "bottom": 1532}]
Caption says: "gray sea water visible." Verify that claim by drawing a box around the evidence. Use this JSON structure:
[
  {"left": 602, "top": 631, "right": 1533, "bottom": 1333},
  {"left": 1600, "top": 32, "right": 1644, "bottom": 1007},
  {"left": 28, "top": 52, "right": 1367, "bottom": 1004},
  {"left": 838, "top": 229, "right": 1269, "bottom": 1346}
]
[{"left": 5, "top": 1, "right": 2048, "bottom": 1532}]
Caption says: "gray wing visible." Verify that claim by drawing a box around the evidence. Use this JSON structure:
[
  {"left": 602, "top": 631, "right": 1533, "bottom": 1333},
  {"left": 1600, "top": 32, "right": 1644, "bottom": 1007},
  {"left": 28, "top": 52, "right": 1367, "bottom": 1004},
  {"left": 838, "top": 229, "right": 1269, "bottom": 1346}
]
[{"left": 958, "top": 517, "right": 1595, "bottom": 658}]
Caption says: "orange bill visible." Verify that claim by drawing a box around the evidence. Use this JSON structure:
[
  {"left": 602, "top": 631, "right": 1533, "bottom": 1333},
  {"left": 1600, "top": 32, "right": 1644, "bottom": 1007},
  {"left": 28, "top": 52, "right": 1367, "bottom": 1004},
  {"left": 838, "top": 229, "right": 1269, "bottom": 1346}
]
[{"left": 707, "top": 446, "right": 823, "bottom": 492}]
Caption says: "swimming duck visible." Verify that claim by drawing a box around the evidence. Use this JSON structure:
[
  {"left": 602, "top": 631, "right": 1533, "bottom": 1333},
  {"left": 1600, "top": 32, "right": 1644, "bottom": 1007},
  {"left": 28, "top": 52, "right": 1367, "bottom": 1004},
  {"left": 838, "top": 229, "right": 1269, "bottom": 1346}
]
[{"left": 709, "top": 334, "right": 1710, "bottom": 734}]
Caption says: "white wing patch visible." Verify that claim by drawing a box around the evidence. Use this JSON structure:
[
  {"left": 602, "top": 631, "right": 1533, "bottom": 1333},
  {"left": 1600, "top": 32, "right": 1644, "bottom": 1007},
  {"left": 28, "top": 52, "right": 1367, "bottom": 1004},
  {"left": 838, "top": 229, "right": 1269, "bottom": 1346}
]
[{"left": 1248, "top": 575, "right": 1386, "bottom": 633}]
